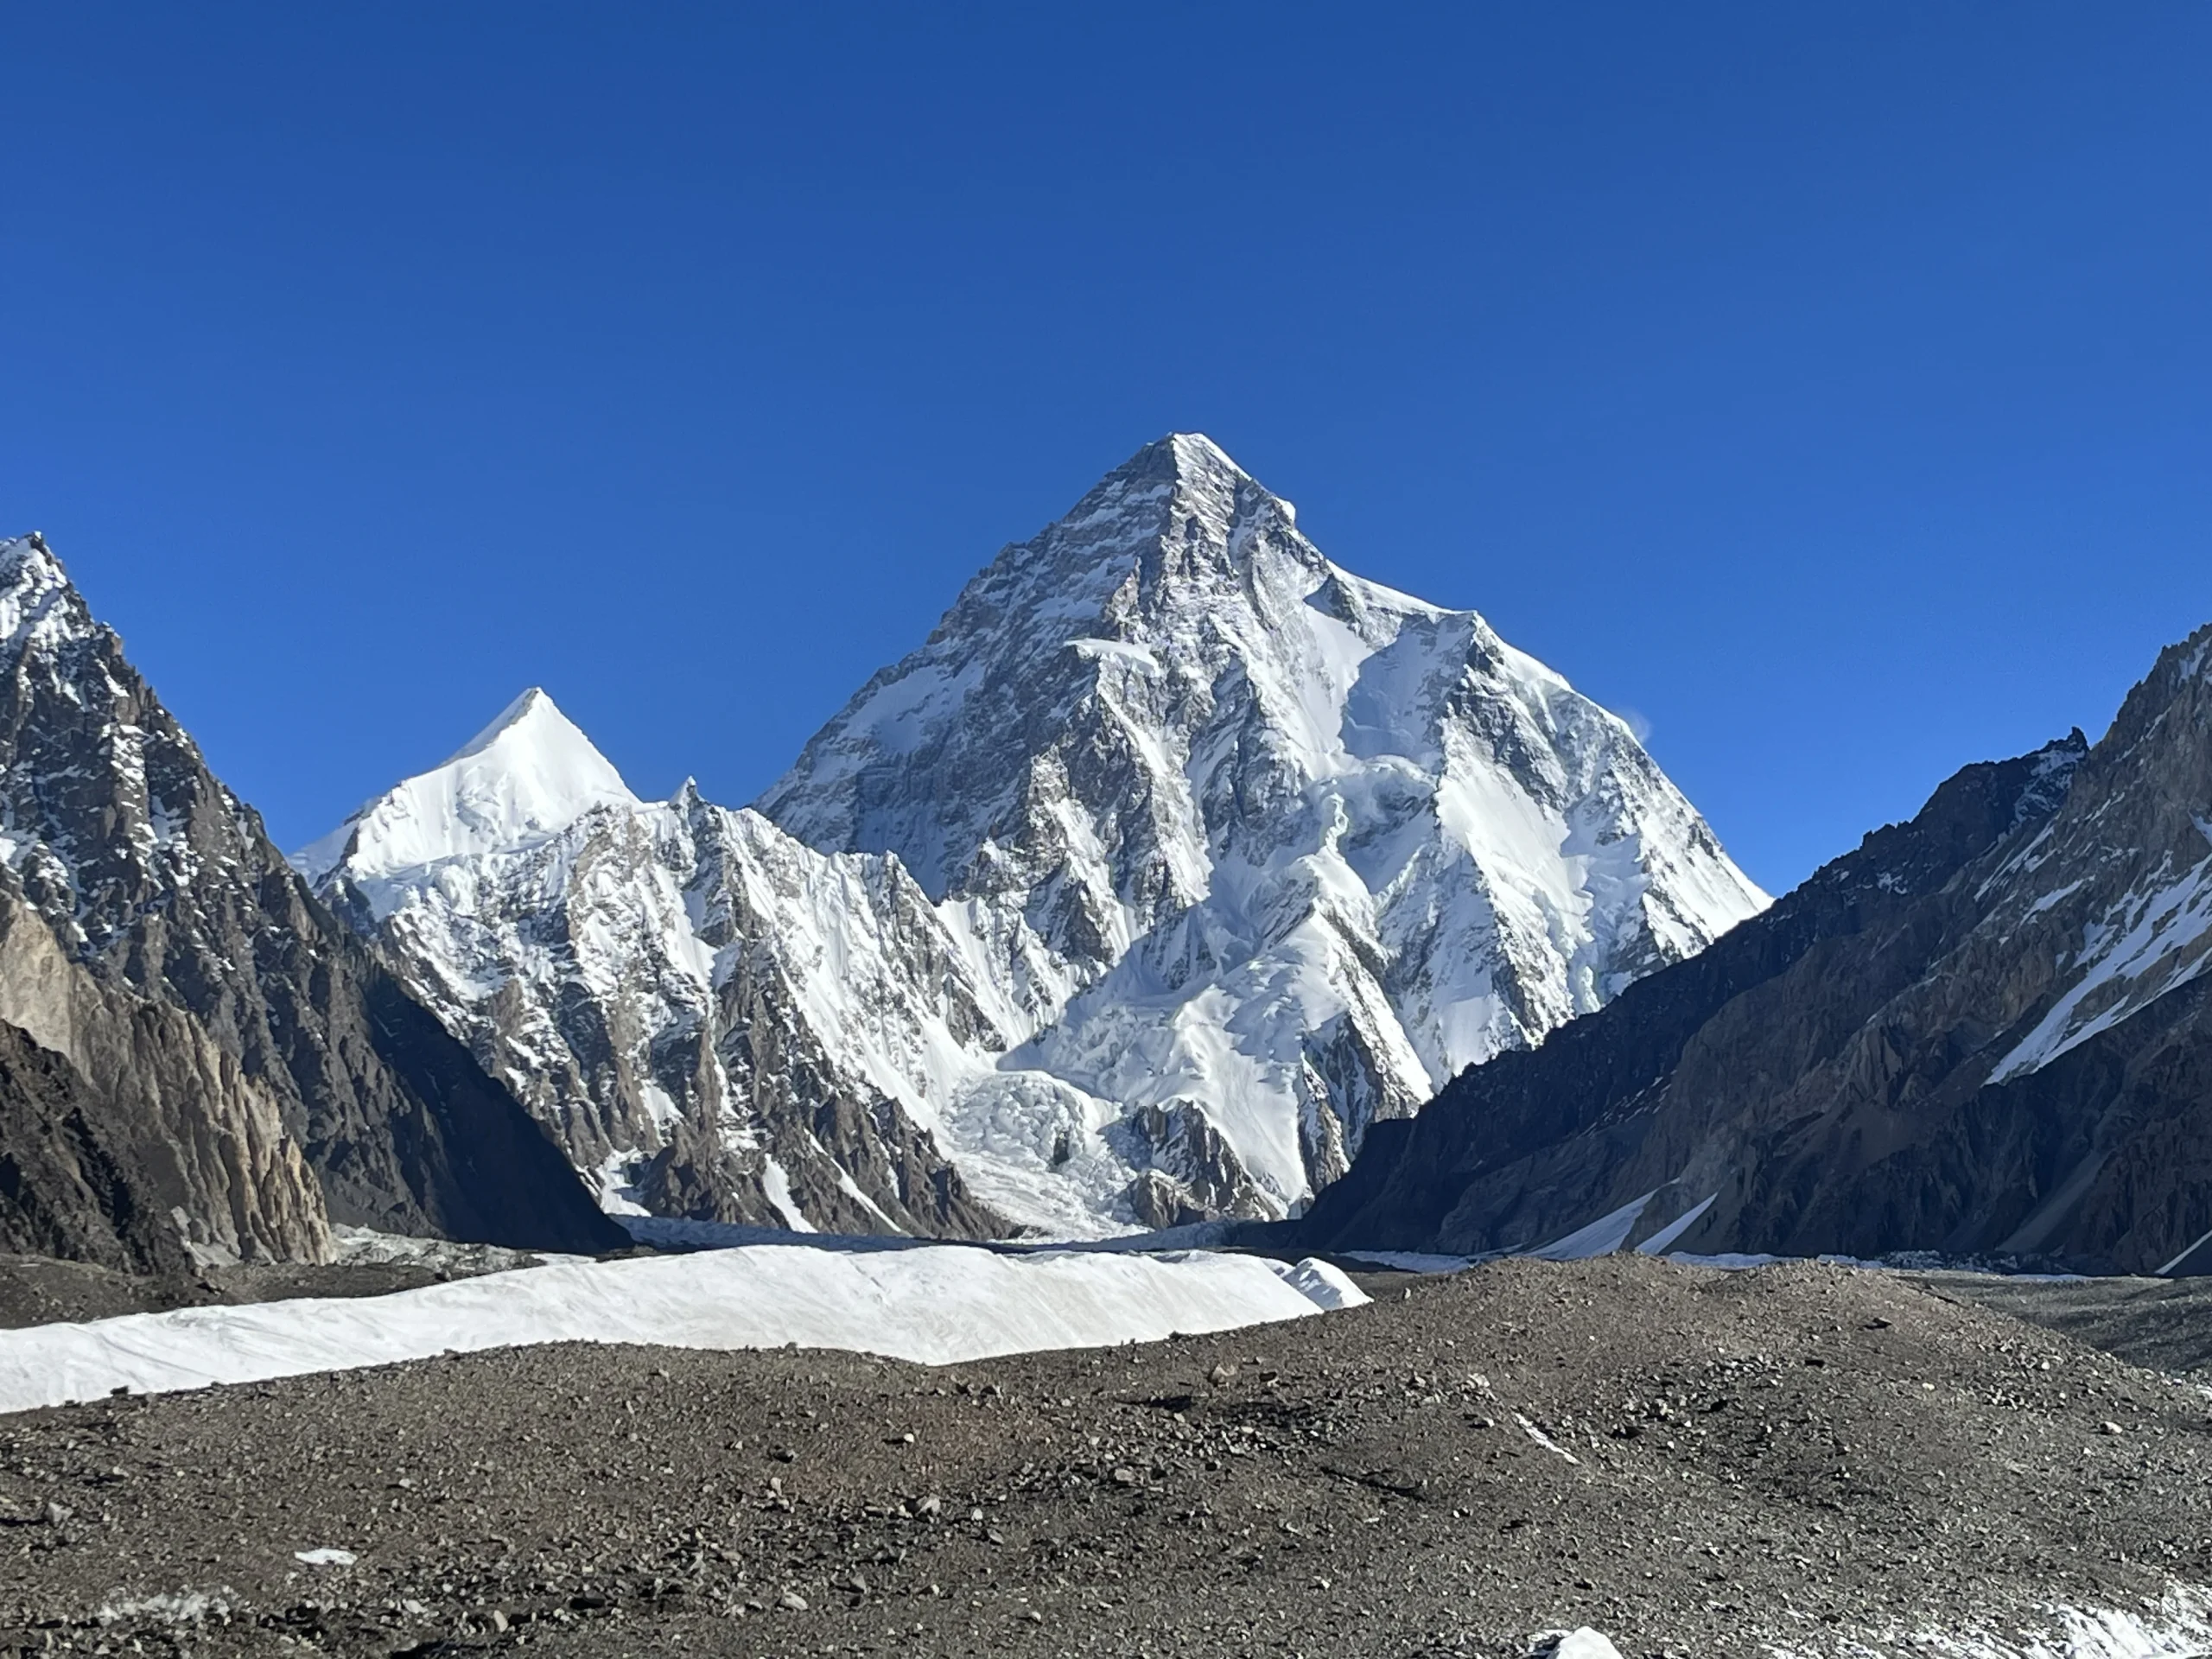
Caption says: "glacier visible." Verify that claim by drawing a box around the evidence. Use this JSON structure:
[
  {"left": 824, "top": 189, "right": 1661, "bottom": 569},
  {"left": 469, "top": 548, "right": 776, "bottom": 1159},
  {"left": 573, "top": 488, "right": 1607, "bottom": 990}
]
[{"left": 0, "top": 1241, "right": 1367, "bottom": 1414}]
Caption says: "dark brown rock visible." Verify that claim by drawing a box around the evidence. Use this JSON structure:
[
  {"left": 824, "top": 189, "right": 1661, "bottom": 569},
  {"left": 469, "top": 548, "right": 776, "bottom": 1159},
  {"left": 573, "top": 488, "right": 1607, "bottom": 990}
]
[
  {"left": 0, "top": 533, "right": 625, "bottom": 1260},
  {"left": 1305, "top": 622, "right": 2212, "bottom": 1275}
]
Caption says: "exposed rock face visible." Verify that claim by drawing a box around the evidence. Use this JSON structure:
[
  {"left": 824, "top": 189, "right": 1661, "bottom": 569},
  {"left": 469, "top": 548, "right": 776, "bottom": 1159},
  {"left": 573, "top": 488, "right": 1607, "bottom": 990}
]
[
  {"left": 304, "top": 436, "right": 1763, "bottom": 1236},
  {"left": 0, "top": 1014, "right": 194, "bottom": 1275},
  {"left": 0, "top": 533, "right": 626, "bottom": 1262},
  {"left": 1304, "top": 622, "right": 2212, "bottom": 1274},
  {"left": 0, "top": 871, "right": 326, "bottom": 1269}
]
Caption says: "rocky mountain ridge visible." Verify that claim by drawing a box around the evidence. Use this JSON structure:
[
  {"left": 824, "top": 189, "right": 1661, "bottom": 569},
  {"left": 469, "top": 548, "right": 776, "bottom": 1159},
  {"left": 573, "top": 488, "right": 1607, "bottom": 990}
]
[
  {"left": 1302, "top": 620, "right": 2212, "bottom": 1274},
  {"left": 303, "top": 435, "right": 1767, "bottom": 1236},
  {"left": 300, "top": 690, "right": 1007, "bottom": 1237},
  {"left": 0, "top": 532, "right": 626, "bottom": 1267}
]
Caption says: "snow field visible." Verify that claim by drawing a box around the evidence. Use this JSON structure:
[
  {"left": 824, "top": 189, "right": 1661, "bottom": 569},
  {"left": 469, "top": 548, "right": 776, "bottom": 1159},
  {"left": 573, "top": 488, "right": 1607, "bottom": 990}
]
[{"left": 0, "top": 1244, "right": 1367, "bottom": 1416}]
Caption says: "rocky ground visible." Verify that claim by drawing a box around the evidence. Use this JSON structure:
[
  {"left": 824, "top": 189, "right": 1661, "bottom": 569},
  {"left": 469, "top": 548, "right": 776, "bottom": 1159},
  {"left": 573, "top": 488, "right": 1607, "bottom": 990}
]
[
  {"left": 0, "top": 1239, "right": 550, "bottom": 1331},
  {"left": 1909, "top": 1269, "right": 2212, "bottom": 1376},
  {"left": 3, "top": 1254, "right": 2210, "bottom": 1657}
]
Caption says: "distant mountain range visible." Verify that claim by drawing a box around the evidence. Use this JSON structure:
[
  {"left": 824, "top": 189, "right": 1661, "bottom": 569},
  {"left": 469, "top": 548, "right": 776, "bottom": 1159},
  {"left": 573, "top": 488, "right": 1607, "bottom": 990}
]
[
  {"left": 296, "top": 435, "right": 1764, "bottom": 1238},
  {"left": 6, "top": 435, "right": 2203, "bottom": 1278}
]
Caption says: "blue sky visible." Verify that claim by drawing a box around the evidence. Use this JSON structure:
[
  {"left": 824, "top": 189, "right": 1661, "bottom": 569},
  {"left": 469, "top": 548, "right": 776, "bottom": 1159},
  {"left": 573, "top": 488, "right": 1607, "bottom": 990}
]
[{"left": 3, "top": 4, "right": 2208, "bottom": 893}]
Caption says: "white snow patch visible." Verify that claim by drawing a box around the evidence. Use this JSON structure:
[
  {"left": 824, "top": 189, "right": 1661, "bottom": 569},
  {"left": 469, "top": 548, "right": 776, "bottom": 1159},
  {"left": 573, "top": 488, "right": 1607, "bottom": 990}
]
[
  {"left": 1267, "top": 1256, "right": 1366, "bottom": 1310},
  {"left": 588, "top": 1151, "right": 652, "bottom": 1218},
  {"left": 1529, "top": 1192, "right": 1658, "bottom": 1261},
  {"left": 1771, "top": 1582, "right": 2212, "bottom": 1658},
  {"left": 0, "top": 1243, "right": 1367, "bottom": 1414},
  {"left": 1636, "top": 1193, "right": 1718, "bottom": 1255},
  {"left": 1990, "top": 855, "right": 2212, "bottom": 1084},
  {"left": 95, "top": 1590, "right": 233, "bottom": 1626},
  {"left": 1529, "top": 1632, "right": 1623, "bottom": 1659},
  {"left": 293, "top": 1548, "right": 358, "bottom": 1568},
  {"left": 1514, "top": 1411, "right": 1580, "bottom": 1464},
  {"left": 2155, "top": 1224, "right": 2212, "bottom": 1278},
  {"left": 758, "top": 1157, "right": 816, "bottom": 1233}
]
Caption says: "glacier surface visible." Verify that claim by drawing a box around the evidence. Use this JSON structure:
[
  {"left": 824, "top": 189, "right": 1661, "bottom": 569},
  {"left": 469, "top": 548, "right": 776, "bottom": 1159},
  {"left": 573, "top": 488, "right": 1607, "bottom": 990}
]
[{"left": 0, "top": 1242, "right": 1365, "bottom": 1415}]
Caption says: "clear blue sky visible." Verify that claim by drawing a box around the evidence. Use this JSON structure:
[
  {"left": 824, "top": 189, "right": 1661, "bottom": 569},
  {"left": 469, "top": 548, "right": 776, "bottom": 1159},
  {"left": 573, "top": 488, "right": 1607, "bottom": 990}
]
[{"left": 3, "top": 4, "right": 2209, "bottom": 893}]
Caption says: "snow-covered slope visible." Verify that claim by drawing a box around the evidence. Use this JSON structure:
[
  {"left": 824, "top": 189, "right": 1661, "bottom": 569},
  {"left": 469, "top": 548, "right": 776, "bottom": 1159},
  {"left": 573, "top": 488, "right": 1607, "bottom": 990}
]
[
  {"left": 302, "top": 436, "right": 1764, "bottom": 1236},
  {"left": 303, "top": 709, "right": 1014, "bottom": 1238},
  {"left": 296, "top": 689, "right": 638, "bottom": 889},
  {"left": 0, "top": 1243, "right": 1366, "bottom": 1414}
]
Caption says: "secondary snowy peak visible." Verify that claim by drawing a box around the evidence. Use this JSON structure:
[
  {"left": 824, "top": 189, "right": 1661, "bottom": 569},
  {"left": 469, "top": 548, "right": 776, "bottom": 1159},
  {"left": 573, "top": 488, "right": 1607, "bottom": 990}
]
[
  {"left": 294, "top": 688, "right": 639, "bottom": 893},
  {"left": 300, "top": 699, "right": 1010, "bottom": 1242}
]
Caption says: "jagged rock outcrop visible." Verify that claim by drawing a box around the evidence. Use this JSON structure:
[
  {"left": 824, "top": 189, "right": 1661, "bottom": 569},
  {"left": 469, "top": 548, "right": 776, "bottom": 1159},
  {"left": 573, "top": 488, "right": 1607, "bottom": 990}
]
[
  {"left": 305, "top": 436, "right": 1764, "bottom": 1236},
  {"left": 0, "top": 532, "right": 626, "bottom": 1262},
  {"left": 1303, "top": 622, "right": 2212, "bottom": 1274},
  {"left": 0, "top": 868, "right": 326, "bottom": 1268},
  {"left": 298, "top": 697, "right": 1007, "bottom": 1237}
]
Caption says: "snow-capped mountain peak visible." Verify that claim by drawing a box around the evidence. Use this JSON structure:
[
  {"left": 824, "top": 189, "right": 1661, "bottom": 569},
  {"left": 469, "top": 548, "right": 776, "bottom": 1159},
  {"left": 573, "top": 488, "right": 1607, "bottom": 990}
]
[
  {"left": 294, "top": 687, "right": 637, "bottom": 892},
  {"left": 302, "top": 436, "right": 1766, "bottom": 1239},
  {"left": 0, "top": 533, "right": 99, "bottom": 670}
]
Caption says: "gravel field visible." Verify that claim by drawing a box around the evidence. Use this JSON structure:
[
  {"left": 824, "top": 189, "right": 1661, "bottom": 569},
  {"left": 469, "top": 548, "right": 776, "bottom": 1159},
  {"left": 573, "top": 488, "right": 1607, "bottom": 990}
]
[
  {"left": 0, "top": 1247, "right": 545, "bottom": 1332},
  {"left": 1907, "top": 1270, "right": 2212, "bottom": 1376},
  {"left": 3, "top": 1254, "right": 2209, "bottom": 1657}
]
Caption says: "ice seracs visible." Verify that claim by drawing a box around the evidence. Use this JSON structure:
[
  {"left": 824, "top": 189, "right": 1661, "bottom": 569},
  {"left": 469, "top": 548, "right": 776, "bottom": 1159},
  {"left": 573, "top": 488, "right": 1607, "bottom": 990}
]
[{"left": 302, "top": 435, "right": 1767, "bottom": 1236}]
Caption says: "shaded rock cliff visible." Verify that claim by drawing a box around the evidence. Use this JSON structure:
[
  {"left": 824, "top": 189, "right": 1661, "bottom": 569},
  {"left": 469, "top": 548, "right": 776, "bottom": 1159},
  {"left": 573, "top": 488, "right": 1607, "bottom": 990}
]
[
  {"left": 1305, "top": 622, "right": 2212, "bottom": 1275},
  {"left": 0, "top": 532, "right": 626, "bottom": 1261}
]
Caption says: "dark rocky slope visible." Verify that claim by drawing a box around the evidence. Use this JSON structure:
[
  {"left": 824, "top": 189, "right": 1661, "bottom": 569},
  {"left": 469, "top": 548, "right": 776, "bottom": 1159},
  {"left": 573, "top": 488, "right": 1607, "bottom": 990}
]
[
  {"left": 0, "top": 871, "right": 326, "bottom": 1269},
  {"left": 0, "top": 1019, "right": 207, "bottom": 1278},
  {"left": 0, "top": 533, "right": 624, "bottom": 1260},
  {"left": 1304, "top": 622, "right": 2212, "bottom": 1274}
]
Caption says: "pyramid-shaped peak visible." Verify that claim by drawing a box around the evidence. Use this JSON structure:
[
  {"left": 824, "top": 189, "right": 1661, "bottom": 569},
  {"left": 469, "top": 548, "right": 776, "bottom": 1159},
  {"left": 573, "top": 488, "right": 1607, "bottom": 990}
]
[
  {"left": 444, "top": 685, "right": 571, "bottom": 765},
  {"left": 423, "top": 686, "right": 637, "bottom": 823},
  {"left": 1064, "top": 433, "right": 1299, "bottom": 543},
  {"left": 294, "top": 688, "right": 638, "bottom": 885},
  {"left": 1103, "top": 432, "right": 1250, "bottom": 490},
  {"left": 1164, "top": 431, "right": 1242, "bottom": 475}
]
